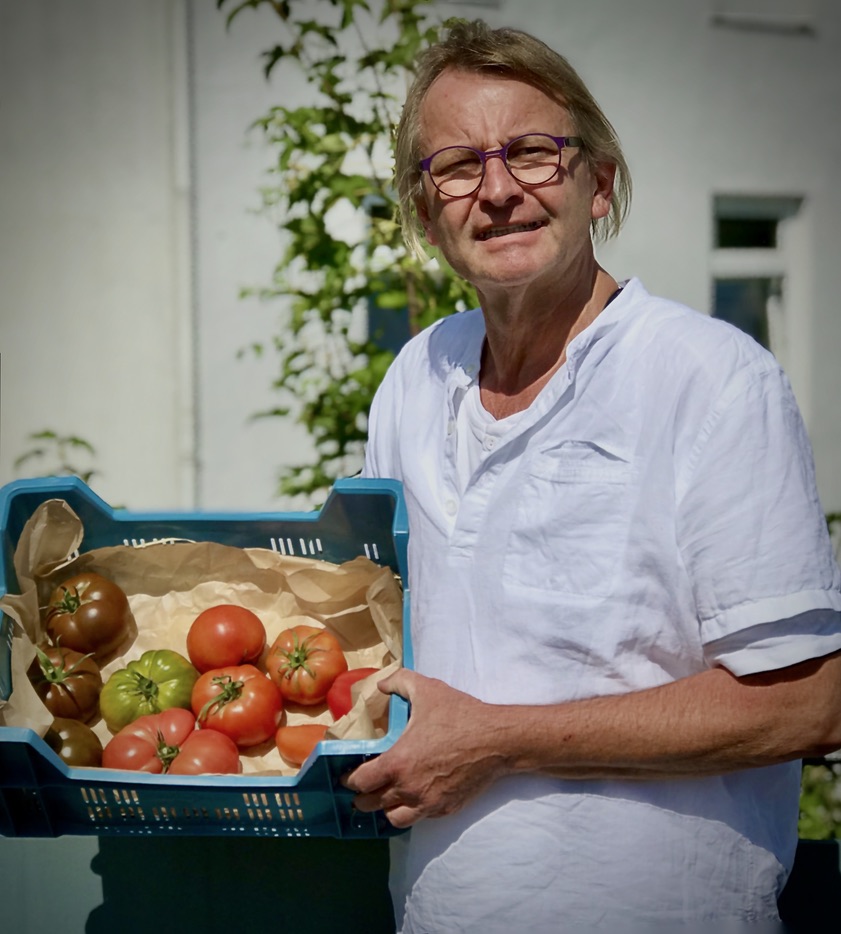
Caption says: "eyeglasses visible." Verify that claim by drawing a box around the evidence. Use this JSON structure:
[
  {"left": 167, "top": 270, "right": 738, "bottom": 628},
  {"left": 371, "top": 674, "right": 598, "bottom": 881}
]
[{"left": 418, "top": 133, "right": 583, "bottom": 198}]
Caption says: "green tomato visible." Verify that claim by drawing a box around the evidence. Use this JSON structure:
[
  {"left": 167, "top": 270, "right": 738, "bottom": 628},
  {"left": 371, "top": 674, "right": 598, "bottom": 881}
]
[{"left": 99, "top": 649, "right": 199, "bottom": 733}]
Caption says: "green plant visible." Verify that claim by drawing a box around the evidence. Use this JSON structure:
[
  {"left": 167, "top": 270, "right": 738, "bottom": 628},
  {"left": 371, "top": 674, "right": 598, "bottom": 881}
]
[
  {"left": 219, "top": 0, "right": 476, "bottom": 499},
  {"left": 13, "top": 429, "right": 98, "bottom": 484},
  {"left": 799, "top": 762, "right": 841, "bottom": 840}
]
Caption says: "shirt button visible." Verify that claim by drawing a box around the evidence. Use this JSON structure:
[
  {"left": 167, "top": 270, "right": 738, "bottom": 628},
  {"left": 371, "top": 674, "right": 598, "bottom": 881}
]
[
  {"left": 445, "top": 499, "right": 457, "bottom": 516},
  {"left": 483, "top": 437, "right": 496, "bottom": 451},
  {"left": 447, "top": 419, "right": 455, "bottom": 436}
]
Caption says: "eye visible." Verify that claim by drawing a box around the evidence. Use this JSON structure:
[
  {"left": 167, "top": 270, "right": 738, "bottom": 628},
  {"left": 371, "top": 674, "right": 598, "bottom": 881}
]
[
  {"left": 507, "top": 136, "right": 559, "bottom": 165},
  {"left": 431, "top": 148, "right": 482, "bottom": 178}
]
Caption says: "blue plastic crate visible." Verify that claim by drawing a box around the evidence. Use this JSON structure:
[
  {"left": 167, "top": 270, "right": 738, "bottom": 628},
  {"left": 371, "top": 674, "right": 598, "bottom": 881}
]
[{"left": 0, "top": 476, "right": 411, "bottom": 839}]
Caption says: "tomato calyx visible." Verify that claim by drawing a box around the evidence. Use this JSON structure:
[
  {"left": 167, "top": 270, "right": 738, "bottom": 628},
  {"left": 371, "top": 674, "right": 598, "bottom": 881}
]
[
  {"left": 196, "top": 674, "right": 245, "bottom": 724},
  {"left": 33, "top": 643, "right": 96, "bottom": 685},
  {"left": 154, "top": 729, "right": 181, "bottom": 773},
  {"left": 275, "top": 632, "right": 323, "bottom": 681},
  {"left": 126, "top": 671, "right": 160, "bottom": 703},
  {"left": 46, "top": 584, "right": 85, "bottom": 619}
]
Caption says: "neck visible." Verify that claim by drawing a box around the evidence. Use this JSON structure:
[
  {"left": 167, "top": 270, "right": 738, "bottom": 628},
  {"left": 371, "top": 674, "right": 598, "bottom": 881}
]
[{"left": 477, "top": 266, "right": 618, "bottom": 415}]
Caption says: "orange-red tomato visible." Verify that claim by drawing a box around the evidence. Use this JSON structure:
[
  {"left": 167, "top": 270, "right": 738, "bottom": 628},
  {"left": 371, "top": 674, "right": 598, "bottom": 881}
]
[
  {"left": 275, "top": 723, "right": 329, "bottom": 768},
  {"left": 326, "top": 667, "right": 380, "bottom": 720},
  {"left": 265, "top": 625, "right": 348, "bottom": 706},
  {"left": 186, "top": 604, "right": 266, "bottom": 673},
  {"left": 191, "top": 664, "right": 283, "bottom": 748}
]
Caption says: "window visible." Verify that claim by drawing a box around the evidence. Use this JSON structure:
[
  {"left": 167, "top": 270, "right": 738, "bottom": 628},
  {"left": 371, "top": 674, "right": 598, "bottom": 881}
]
[
  {"left": 711, "top": 195, "right": 802, "bottom": 357},
  {"left": 368, "top": 297, "right": 412, "bottom": 354},
  {"left": 713, "top": 276, "right": 781, "bottom": 347},
  {"left": 716, "top": 217, "right": 778, "bottom": 249}
]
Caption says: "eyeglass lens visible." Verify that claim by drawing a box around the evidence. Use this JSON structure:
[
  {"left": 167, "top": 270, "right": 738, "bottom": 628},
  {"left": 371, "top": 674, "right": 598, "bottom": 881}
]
[{"left": 429, "top": 134, "right": 562, "bottom": 197}]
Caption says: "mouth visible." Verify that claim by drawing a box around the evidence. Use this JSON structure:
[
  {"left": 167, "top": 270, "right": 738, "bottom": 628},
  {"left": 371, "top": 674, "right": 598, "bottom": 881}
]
[{"left": 476, "top": 221, "right": 546, "bottom": 241}]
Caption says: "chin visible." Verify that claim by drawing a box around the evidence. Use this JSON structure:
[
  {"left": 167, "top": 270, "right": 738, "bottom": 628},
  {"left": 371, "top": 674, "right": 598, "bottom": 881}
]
[{"left": 472, "top": 255, "right": 547, "bottom": 287}]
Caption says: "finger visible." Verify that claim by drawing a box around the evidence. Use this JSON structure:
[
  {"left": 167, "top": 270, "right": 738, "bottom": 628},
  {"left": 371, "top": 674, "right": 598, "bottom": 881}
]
[
  {"left": 341, "top": 753, "right": 394, "bottom": 793},
  {"left": 352, "top": 790, "right": 391, "bottom": 813},
  {"left": 354, "top": 784, "right": 422, "bottom": 822},
  {"left": 383, "top": 804, "right": 422, "bottom": 829}
]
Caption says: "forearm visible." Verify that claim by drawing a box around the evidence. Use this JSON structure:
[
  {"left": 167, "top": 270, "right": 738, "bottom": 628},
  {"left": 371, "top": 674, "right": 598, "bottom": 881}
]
[
  {"left": 491, "top": 651, "right": 841, "bottom": 781},
  {"left": 345, "top": 651, "right": 841, "bottom": 827}
]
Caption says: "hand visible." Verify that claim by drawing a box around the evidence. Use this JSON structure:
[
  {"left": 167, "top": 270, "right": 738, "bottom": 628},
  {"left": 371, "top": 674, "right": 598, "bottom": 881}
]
[{"left": 342, "top": 669, "right": 507, "bottom": 828}]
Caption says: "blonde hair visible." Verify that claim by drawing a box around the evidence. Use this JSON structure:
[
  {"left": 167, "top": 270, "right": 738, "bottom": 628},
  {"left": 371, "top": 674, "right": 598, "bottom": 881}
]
[{"left": 394, "top": 20, "right": 632, "bottom": 259}]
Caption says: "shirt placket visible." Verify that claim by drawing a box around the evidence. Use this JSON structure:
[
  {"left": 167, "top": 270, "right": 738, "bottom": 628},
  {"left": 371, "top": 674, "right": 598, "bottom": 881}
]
[
  {"left": 441, "top": 366, "right": 473, "bottom": 530},
  {"left": 441, "top": 359, "right": 577, "bottom": 552}
]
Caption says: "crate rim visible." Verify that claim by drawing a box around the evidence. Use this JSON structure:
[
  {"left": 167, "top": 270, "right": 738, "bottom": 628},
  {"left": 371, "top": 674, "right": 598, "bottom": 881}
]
[{"left": 0, "top": 473, "right": 408, "bottom": 524}]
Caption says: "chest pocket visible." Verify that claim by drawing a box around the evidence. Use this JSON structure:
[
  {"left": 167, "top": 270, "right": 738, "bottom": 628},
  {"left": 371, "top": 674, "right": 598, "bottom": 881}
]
[{"left": 503, "top": 440, "right": 634, "bottom": 598}]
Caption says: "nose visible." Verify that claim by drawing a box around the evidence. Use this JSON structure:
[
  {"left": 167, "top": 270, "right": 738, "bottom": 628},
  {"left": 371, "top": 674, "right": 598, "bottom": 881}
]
[{"left": 478, "top": 153, "right": 524, "bottom": 204}]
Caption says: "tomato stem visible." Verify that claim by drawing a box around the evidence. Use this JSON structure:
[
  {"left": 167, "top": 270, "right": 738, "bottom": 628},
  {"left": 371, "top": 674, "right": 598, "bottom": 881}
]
[
  {"left": 34, "top": 644, "right": 96, "bottom": 684},
  {"left": 131, "top": 672, "right": 159, "bottom": 701},
  {"left": 48, "top": 585, "right": 83, "bottom": 617},
  {"left": 196, "top": 675, "right": 244, "bottom": 724}
]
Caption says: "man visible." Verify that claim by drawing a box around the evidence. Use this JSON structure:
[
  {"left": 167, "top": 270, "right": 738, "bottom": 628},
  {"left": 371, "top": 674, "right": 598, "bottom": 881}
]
[{"left": 344, "top": 19, "right": 841, "bottom": 932}]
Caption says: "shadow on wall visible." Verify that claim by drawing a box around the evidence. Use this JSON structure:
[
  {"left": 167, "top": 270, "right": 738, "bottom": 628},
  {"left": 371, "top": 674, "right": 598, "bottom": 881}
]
[
  {"left": 79, "top": 836, "right": 840, "bottom": 932},
  {"left": 85, "top": 836, "right": 394, "bottom": 933}
]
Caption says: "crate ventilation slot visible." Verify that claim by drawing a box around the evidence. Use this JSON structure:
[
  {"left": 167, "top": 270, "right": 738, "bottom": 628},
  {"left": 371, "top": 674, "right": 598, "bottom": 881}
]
[
  {"left": 77, "top": 787, "right": 310, "bottom": 836},
  {"left": 270, "top": 537, "right": 323, "bottom": 556},
  {"left": 122, "top": 537, "right": 193, "bottom": 548}
]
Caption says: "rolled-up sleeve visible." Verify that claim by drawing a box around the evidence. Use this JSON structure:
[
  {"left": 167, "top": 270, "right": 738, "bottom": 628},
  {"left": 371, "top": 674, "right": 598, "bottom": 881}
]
[{"left": 677, "top": 364, "right": 841, "bottom": 675}]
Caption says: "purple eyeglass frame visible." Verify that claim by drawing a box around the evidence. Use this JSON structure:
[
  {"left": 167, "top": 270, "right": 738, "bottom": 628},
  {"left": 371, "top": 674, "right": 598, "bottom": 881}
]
[{"left": 418, "top": 133, "right": 584, "bottom": 196}]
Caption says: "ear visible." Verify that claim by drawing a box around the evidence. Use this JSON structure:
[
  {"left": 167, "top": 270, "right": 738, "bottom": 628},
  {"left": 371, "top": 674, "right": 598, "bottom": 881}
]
[
  {"left": 415, "top": 194, "right": 438, "bottom": 246},
  {"left": 591, "top": 161, "right": 616, "bottom": 222}
]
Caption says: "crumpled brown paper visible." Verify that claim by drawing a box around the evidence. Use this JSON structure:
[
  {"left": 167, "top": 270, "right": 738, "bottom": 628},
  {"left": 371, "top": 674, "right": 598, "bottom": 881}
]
[{"left": 0, "top": 498, "right": 404, "bottom": 776}]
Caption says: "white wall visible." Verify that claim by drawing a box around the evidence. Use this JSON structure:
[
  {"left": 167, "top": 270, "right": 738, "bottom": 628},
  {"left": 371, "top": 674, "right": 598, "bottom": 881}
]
[
  {"left": 2, "top": 0, "right": 840, "bottom": 512},
  {"left": 0, "top": 0, "right": 194, "bottom": 510},
  {"left": 189, "top": 1, "right": 316, "bottom": 511}
]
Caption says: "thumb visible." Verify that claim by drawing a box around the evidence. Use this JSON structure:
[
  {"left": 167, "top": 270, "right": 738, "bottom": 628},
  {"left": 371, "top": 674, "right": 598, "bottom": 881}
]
[{"left": 377, "top": 667, "right": 415, "bottom": 700}]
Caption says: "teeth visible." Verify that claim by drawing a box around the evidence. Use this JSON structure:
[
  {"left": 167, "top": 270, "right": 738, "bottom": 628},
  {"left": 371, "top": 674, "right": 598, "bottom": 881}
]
[{"left": 478, "top": 222, "right": 542, "bottom": 241}]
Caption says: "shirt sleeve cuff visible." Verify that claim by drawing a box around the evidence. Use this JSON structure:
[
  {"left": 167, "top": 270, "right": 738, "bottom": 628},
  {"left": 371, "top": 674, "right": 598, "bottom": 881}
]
[{"left": 705, "top": 609, "right": 841, "bottom": 676}]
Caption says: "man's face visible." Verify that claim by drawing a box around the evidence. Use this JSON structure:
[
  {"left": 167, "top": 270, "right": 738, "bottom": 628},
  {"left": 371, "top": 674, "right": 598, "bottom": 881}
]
[{"left": 416, "top": 69, "right": 614, "bottom": 296}]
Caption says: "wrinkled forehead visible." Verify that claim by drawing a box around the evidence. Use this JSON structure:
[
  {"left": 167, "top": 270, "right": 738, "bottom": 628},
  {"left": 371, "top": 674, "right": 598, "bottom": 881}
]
[{"left": 417, "top": 67, "right": 572, "bottom": 151}]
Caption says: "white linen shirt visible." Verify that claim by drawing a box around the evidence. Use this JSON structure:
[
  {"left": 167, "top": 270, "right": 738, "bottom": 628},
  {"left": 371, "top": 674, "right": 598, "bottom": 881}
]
[{"left": 363, "top": 278, "right": 841, "bottom": 929}]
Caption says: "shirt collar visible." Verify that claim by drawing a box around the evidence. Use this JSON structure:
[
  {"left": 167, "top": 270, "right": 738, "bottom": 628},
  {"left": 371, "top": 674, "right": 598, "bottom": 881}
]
[
  {"left": 443, "top": 277, "right": 639, "bottom": 387},
  {"left": 564, "top": 278, "right": 635, "bottom": 376}
]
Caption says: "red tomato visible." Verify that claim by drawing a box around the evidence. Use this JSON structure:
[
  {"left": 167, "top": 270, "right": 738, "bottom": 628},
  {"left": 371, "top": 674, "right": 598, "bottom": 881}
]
[
  {"left": 102, "top": 707, "right": 240, "bottom": 775},
  {"left": 275, "top": 723, "right": 329, "bottom": 768},
  {"left": 326, "top": 667, "right": 380, "bottom": 720},
  {"left": 191, "top": 664, "right": 283, "bottom": 747},
  {"left": 265, "top": 625, "right": 348, "bottom": 706},
  {"left": 168, "top": 729, "right": 242, "bottom": 776},
  {"left": 186, "top": 605, "right": 266, "bottom": 673}
]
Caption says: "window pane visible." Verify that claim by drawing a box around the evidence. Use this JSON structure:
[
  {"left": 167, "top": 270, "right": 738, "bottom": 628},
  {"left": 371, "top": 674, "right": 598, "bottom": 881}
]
[
  {"left": 716, "top": 217, "right": 777, "bottom": 248},
  {"left": 713, "top": 277, "right": 776, "bottom": 347},
  {"left": 368, "top": 299, "right": 411, "bottom": 354}
]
